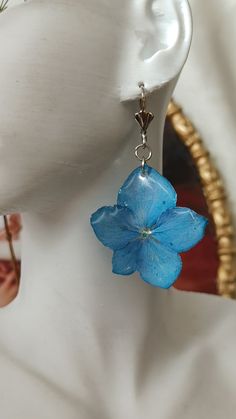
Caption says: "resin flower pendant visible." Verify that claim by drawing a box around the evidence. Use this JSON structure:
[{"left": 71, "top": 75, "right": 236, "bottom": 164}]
[{"left": 90, "top": 164, "right": 208, "bottom": 289}]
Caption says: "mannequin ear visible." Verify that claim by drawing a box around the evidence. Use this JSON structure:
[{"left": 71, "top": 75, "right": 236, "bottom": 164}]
[{"left": 120, "top": 0, "right": 192, "bottom": 101}]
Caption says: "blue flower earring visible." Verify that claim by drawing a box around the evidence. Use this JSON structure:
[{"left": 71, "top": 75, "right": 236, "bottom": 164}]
[{"left": 90, "top": 84, "right": 208, "bottom": 288}]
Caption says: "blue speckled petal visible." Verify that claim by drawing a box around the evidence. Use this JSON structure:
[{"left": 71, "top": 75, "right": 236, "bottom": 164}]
[
  {"left": 137, "top": 238, "right": 182, "bottom": 288},
  {"left": 117, "top": 165, "right": 177, "bottom": 228},
  {"left": 112, "top": 240, "right": 141, "bottom": 276},
  {"left": 153, "top": 207, "right": 208, "bottom": 253},
  {"left": 90, "top": 206, "right": 139, "bottom": 251}
]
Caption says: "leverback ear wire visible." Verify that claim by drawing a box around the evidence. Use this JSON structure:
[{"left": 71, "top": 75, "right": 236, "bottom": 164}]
[
  {"left": 135, "top": 83, "right": 154, "bottom": 171},
  {"left": 139, "top": 83, "right": 147, "bottom": 112}
]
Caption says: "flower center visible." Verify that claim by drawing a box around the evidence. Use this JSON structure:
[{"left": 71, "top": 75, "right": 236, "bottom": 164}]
[{"left": 140, "top": 228, "right": 152, "bottom": 240}]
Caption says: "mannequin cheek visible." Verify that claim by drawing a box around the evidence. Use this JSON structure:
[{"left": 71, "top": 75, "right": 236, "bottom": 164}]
[{"left": 0, "top": 103, "right": 133, "bottom": 213}]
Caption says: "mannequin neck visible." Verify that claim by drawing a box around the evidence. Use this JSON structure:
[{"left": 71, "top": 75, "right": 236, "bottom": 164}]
[{"left": 19, "top": 92, "right": 170, "bottom": 316}]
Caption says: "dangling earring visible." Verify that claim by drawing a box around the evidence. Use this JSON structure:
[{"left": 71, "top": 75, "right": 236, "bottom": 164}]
[{"left": 90, "top": 84, "right": 208, "bottom": 289}]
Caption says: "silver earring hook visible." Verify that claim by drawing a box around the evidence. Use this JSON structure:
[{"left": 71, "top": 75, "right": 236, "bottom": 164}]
[
  {"left": 139, "top": 82, "right": 147, "bottom": 112},
  {"left": 134, "top": 83, "right": 154, "bottom": 170}
]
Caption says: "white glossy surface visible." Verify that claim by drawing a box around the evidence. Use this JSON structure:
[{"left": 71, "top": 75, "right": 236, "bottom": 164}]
[{"left": 2, "top": 1, "right": 236, "bottom": 419}]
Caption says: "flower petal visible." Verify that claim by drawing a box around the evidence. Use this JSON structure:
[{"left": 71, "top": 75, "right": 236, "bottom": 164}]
[
  {"left": 90, "top": 205, "right": 139, "bottom": 250},
  {"left": 153, "top": 207, "right": 208, "bottom": 253},
  {"left": 112, "top": 240, "right": 141, "bottom": 276},
  {"left": 117, "top": 165, "right": 177, "bottom": 228},
  {"left": 137, "top": 238, "right": 182, "bottom": 288}
]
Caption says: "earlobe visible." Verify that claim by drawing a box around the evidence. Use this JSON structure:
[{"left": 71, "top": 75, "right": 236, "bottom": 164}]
[{"left": 120, "top": 0, "right": 192, "bottom": 101}]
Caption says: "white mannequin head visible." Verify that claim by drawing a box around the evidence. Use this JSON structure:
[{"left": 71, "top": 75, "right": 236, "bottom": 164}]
[{"left": 0, "top": 0, "right": 192, "bottom": 213}]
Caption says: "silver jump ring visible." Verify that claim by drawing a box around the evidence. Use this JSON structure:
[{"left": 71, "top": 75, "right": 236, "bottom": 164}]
[{"left": 135, "top": 143, "right": 152, "bottom": 162}]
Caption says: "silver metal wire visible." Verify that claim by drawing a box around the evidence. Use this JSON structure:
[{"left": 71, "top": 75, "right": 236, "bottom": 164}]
[
  {"left": 135, "top": 144, "right": 152, "bottom": 162},
  {"left": 139, "top": 82, "right": 147, "bottom": 112}
]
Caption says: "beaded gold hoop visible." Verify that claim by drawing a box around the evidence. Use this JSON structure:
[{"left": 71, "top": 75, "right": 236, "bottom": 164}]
[{"left": 167, "top": 101, "right": 236, "bottom": 299}]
